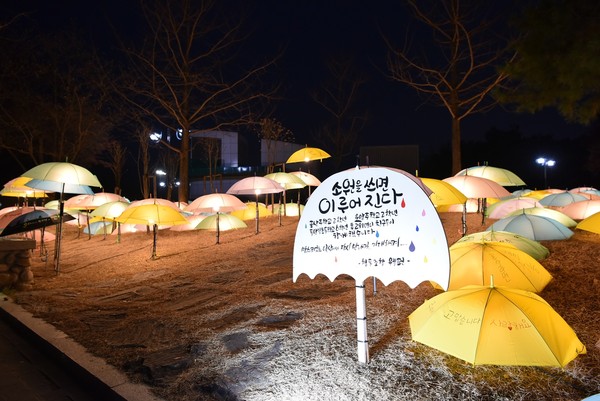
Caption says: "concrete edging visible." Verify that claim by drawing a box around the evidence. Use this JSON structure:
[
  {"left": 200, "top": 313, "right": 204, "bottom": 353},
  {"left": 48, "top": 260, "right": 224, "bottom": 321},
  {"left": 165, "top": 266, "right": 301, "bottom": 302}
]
[{"left": 0, "top": 296, "right": 163, "bottom": 401}]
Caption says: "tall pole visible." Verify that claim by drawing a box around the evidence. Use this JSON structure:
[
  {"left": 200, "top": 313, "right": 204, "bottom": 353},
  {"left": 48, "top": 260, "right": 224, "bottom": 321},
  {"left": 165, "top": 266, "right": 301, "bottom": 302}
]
[{"left": 355, "top": 280, "right": 369, "bottom": 364}]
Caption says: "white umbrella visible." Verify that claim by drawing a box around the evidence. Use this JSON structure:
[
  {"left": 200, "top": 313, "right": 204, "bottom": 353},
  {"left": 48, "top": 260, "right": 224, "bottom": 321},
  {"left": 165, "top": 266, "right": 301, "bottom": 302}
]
[
  {"left": 487, "top": 213, "right": 573, "bottom": 241},
  {"left": 227, "top": 176, "right": 284, "bottom": 234},
  {"left": 22, "top": 162, "right": 102, "bottom": 272}
]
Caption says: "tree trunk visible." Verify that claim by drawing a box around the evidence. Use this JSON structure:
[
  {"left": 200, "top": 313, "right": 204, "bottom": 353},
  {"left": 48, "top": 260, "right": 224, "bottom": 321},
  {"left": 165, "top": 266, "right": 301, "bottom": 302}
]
[
  {"left": 451, "top": 117, "right": 462, "bottom": 175},
  {"left": 179, "top": 130, "right": 190, "bottom": 202}
]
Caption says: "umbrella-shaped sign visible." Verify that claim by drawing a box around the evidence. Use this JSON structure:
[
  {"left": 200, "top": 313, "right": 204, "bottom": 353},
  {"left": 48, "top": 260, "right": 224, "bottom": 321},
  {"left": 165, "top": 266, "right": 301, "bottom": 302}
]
[
  {"left": 294, "top": 166, "right": 450, "bottom": 363},
  {"left": 286, "top": 146, "right": 331, "bottom": 164},
  {"left": 456, "top": 230, "right": 550, "bottom": 261},
  {"left": 446, "top": 241, "right": 553, "bottom": 292},
  {"left": 487, "top": 213, "right": 573, "bottom": 241},
  {"left": 115, "top": 203, "right": 188, "bottom": 259},
  {"left": 455, "top": 165, "right": 526, "bottom": 187},
  {"left": 226, "top": 176, "right": 284, "bottom": 234},
  {"left": 409, "top": 283, "right": 587, "bottom": 366},
  {"left": 21, "top": 162, "right": 102, "bottom": 272}
]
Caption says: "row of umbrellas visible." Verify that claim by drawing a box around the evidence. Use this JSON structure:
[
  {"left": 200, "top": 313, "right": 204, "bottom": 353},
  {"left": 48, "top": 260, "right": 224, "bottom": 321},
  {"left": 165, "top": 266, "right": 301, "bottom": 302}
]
[{"left": 407, "top": 165, "right": 591, "bottom": 367}]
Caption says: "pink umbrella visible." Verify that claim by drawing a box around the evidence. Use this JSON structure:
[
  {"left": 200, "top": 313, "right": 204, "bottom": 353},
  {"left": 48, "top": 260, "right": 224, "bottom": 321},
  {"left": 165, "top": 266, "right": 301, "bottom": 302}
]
[
  {"left": 227, "top": 177, "right": 284, "bottom": 234},
  {"left": 443, "top": 175, "right": 511, "bottom": 199},
  {"left": 486, "top": 197, "right": 542, "bottom": 219},
  {"left": 561, "top": 200, "right": 600, "bottom": 220}
]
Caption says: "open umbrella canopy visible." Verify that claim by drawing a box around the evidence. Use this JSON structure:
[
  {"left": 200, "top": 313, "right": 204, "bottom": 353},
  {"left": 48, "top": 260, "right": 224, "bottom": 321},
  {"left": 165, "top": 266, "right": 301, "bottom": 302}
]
[
  {"left": 231, "top": 202, "right": 272, "bottom": 220},
  {"left": 447, "top": 241, "right": 553, "bottom": 292},
  {"left": 116, "top": 204, "right": 188, "bottom": 227},
  {"left": 443, "top": 175, "right": 511, "bottom": 199},
  {"left": 264, "top": 172, "right": 307, "bottom": 190},
  {"left": 83, "top": 221, "right": 114, "bottom": 235},
  {"left": 22, "top": 162, "right": 101, "bottom": 195},
  {"left": 0, "top": 208, "right": 74, "bottom": 237},
  {"left": 270, "top": 202, "right": 304, "bottom": 217},
  {"left": 487, "top": 213, "right": 574, "bottom": 241},
  {"left": 129, "top": 198, "right": 184, "bottom": 210},
  {"left": 505, "top": 207, "right": 577, "bottom": 228},
  {"left": 576, "top": 212, "right": 600, "bottom": 235},
  {"left": 455, "top": 165, "right": 526, "bottom": 187},
  {"left": 226, "top": 176, "right": 284, "bottom": 195},
  {"left": 90, "top": 201, "right": 130, "bottom": 220},
  {"left": 65, "top": 192, "right": 128, "bottom": 210},
  {"left": 169, "top": 214, "right": 206, "bottom": 232},
  {"left": 184, "top": 193, "right": 246, "bottom": 214},
  {"left": 485, "top": 197, "right": 542, "bottom": 219},
  {"left": 286, "top": 146, "right": 331, "bottom": 164},
  {"left": 1, "top": 176, "right": 50, "bottom": 198},
  {"left": 561, "top": 200, "right": 600, "bottom": 220},
  {"left": 456, "top": 230, "right": 550, "bottom": 261},
  {"left": 539, "top": 191, "right": 589, "bottom": 207},
  {"left": 196, "top": 213, "right": 247, "bottom": 231},
  {"left": 421, "top": 177, "right": 467, "bottom": 207},
  {"left": 289, "top": 171, "right": 321, "bottom": 187},
  {"left": 409, "top": 284, "right": 587, "bottom": 367}
]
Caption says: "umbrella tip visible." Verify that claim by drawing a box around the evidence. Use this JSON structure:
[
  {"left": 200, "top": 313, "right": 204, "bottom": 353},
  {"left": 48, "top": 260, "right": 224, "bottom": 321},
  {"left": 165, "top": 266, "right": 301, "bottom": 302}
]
[{"left": 490, "top": 275, "right": 495, "bottom": 288}]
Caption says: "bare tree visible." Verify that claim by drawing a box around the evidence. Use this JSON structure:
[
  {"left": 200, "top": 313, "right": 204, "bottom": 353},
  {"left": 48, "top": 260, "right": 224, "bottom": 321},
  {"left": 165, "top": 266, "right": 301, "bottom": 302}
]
[
  {"left": 99, "top": 140, "right": 127, "bottom": 194},
  {"left": 256, "top": 117, "right": 294, "bottom": 170},
  {"left": 0, "top": 32, "right": 113, "bottom": 170},
  {"left": 117, "top": 0, "right": 278, "bottom": 202},
  {"left": 384, "top": 0, "right": 514, "bottom": 174},
  {"left": 311, "top": 56, "right": 368, "bottom": 170}
]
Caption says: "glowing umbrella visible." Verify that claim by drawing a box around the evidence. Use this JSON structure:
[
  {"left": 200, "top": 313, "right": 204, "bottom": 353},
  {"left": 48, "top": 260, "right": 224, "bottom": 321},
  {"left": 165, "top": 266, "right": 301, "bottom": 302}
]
[
  {"left": 265, "top": 172, "right": 306, "bottom": 217},
  {"left": 90, "top": 201, "right": 130, "bottom": 241},
  {"left": 286, "top": 146, "right": 331, "bottom": 164},
  {"left": 446, "top": 241, "right": 552, "bottom": 292},
  {"left": 487, "top": 212, "right": 573, "bottom": 241},
  {"left": 443, "top": 175, "right": 511, "bottom": 199},
  {"left": 184, "top": 193, "right": 246, "bottom": 214},
  {"left": 485, "top": 197, "right": 542, "bottom": 219},
  {"left": 576, "top": 212, "right": 600, "bottom": 235},
  {"left": 409, "top": 283, "right": 587, "bottom": 366},
  {"left": 505, "top": 207, "right": 577, "bottom": 228},
  {"left": 539, "top": 191, "right": 589, "bottom": 207},
  {"left": 289, "top": 171, "right": 321, "bottom": 187},
  {"left": 196, "top": 213, "right": 247, "bottom": 231},
  {"left": 1, "top": 176, "right": 49, "bottom": 199},
  {"left": 456, "top": 230, "right": 550, "bottom": 261},
  {"left": 227, "top": 176, "right": 284, "bottom": 234},
  {"left": 561, "top": 200, "right": 600, "bottom": 220},
  {"left": 231, "top": 202, "right": 272, "bottom": 220},
  {"left": 455, "top": 165, "right": 526, "bottom": 187},
  {"left": 115, "top": 203, "right": 188, "bottom": 259},
  {"left": 21, "top": 162, "right": 101, "bottom": 272},
  {"left": 421, "top": 177, "right": 467, "bottom": 207}
]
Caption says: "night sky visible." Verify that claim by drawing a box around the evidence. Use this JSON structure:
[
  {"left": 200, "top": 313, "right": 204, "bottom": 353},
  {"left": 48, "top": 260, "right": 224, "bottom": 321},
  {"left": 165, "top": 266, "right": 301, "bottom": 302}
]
[{"left": 1, "top": 1, "right": 596, "bottom": 192}]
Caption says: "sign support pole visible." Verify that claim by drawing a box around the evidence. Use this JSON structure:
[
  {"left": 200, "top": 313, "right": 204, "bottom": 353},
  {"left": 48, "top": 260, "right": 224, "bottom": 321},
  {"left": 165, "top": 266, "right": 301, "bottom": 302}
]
[{"left": 355, "top": 280, "right": 369, "bottom": 364}]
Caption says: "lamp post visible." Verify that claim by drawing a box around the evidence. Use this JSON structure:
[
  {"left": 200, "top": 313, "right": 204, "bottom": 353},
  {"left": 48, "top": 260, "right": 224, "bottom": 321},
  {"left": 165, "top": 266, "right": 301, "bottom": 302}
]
[{"left": 536, "top": 157, "right": 555, "bottom": 188}]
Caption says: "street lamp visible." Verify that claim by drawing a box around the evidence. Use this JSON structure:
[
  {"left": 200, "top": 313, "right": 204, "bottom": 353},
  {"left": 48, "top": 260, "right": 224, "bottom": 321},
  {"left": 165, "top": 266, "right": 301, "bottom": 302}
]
[{"left": 536, "top": 157, "right": 555, "bottom": 188}]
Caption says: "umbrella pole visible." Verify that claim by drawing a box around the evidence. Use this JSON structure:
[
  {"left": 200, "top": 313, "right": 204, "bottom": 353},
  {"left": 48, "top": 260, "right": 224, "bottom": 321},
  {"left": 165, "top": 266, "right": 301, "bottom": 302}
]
[
  {"left": 297, "top": 191, "right": 301, "bottom": 220},
  {"left": 462, "top": 202, "right": 467, "bottom": 236},
  {"left": 151, "top": 223, "right": 158, "bottom": 259},
  {"left": 355, "top": 280, "right": 369, "bottom": 364},
  {"left": 481, "top": 198, "right": 487, "bottom": 226},
  {"left": 278, "top": 195, "right": 282, "bottom": 226},
  {"left": 54, "top": 184, "right": 65, "bottom": 273},
  {"left": 216, "top": 212, "right": 220, "bottom": 244},
  {"left": 102, "top": 217, "right": 107, "bottom": 240},
  {"left": 255, "top": 196, "right": 259, "bottom": 235},
  {"left": 117, "top": 222, "right": 121, "bottom": 244}
]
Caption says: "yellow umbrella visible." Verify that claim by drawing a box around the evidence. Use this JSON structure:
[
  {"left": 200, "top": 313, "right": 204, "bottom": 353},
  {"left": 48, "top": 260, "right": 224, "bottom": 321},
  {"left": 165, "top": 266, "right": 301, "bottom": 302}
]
[
  {"left": 455, "top": 165, "right": 526, "bottom": 187},
  {"left": 446, "top": 241, "right": 553, "bottom": 292},
  {"left": 576, "top": 212, "right": 600, "bottom": 235},
  {"left": 196, "top": 213, "right": 247, "bottom": 244},
  {"left": 116, "top": 203, "right": 188, "bottom": 259},
  {"left": 231, "top": 202, "right": 272, "bottom": 220},
  {"left": 456, "top": 230, "right": 549, "bottom": 261},
  {"left": 409, "top": 283, "right": 587, "bottom": 367},
  {"left": 1, "top": 176, "right": 49, "bottom": 198},
  {"left": 420, "top": 177, "right": 467, "bottom": 207},
  {"left": 286, "top": 147, "right": 331, "bottom": 164},
  {"left": 270, "top": 202, "right": 304, "bottom": 217}
]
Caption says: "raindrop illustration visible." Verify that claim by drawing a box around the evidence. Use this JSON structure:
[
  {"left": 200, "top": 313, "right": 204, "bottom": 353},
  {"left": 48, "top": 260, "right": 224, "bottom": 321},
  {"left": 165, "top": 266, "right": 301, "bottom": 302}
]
[
  {"left": 335, "top": 256, "right": 338, "bottom": 263},
  {"left": 415, "top": 225, "right": 420, "bottom": 232},
  {"left": 409, "top": 241, "right": 416, "bottom": 252},
  {"left": 376, "top": 231, "right": 380, "bottom": 238},
  {"left": 422, "top": 209, "right": 426, "bottom": 216},
  {"left": 423, "top": 255, "right": 428, "bottom": 263},
  {"left": 401, "top": 198, "right": 406, "bottom": 208}
]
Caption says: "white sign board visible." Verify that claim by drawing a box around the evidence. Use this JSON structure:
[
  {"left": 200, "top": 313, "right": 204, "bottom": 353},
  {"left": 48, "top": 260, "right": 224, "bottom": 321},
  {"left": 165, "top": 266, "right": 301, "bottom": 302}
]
[{"left": 293, "top": 167, "right": 450, "bottom": 290}]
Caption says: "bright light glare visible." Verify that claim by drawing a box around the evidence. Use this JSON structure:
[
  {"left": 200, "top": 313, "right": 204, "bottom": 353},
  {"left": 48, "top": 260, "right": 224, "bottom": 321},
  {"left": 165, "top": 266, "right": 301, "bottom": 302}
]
[
  {"left": 156, "top": 169, "right": 167, "bottom": 176},
  {"left": 159, "top": 182, "right": 166, "bottom": 187},
  {"left": 149, "top": 132, "right": 162, "bottom": 142},
  {"left": 536, "top": 157, "right": 555, "bottom": 167}
]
